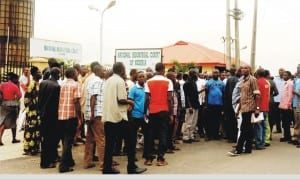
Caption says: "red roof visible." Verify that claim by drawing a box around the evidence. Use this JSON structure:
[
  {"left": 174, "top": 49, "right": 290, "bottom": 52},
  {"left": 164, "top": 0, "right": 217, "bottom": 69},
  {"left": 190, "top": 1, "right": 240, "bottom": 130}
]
[{"left": 162, "top": 40, "right": 247, "bottom": 66}]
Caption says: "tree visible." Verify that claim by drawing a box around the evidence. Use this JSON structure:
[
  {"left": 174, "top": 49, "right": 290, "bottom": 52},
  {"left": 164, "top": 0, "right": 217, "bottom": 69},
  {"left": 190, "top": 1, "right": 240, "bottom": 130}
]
[{"left": 172, "top": 60, "right": 196, "bottom": 73}]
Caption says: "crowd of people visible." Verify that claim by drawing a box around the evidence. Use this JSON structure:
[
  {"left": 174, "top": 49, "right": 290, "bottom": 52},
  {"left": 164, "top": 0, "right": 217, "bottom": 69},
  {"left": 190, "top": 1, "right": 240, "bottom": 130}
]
[{"left": 1, "top": 57, "right": 300, "bottom": 174}]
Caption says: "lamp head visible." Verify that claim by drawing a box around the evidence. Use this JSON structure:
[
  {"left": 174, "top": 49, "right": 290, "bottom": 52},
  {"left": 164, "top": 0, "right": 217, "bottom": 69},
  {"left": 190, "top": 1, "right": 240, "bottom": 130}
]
[
  {"left": 106, "top": 0, "right": 116, "bottom": 10},
  {"left": 88, "top": 4, "right": 98, "bottom": 11}
]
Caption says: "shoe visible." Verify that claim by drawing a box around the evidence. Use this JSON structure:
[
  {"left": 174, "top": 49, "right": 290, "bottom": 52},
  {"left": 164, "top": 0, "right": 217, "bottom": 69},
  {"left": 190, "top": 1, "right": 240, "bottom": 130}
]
[
  {"left": 12, "top": 139, "right": 20, "bottom": 143},
  {"left": 280, "top": 138, "right": 291, "bottom": 142},
  {"left": 76, "top": 138, "right": 85, "bottom": 144},
  {"left": 67, "top": 161, "right": 75, "bottom": 167},
  {"left": 255, "top": 146, "right": 266, "bottom": 150},
  {"left": 227, "top": 139, "right": 236, "bottom": 143},
  {"left": 183, "top": 139, "right": 192, "bottom": 143},
  {"left": 40, "top": 163, "right": 56, "bottom": 169},
  {"left": 296, "top": 145, "right": 300, "bottom": 148},
  {"left": 102, "top": 168, "right": 120, "bottom": 174},
  {"left": 170, "top": 146, "right": 180, "bottom": 151},
  {"left": 83, "top": 163, "right": 96, "bottom": 169},
  {"left": 144, "top": 160, "right": 153, "bottom": 166},
  {"left": 265, "top": 143, "right": 271, "bottom": 147},
  {"left": 288, "top": 140, "right": 298, "bottom": 145},
  {"left": 205, "top": 138, "right": 212, "bottom": 141},
  {"left": 156, "top": 160, "right": 168, "bottom": 166},
  {"left": 191, "top": 138, "right": 200, "bottom": 142},
  {"left": 56, "top": 155, "right": 61, "bottom": 162},
  {"left": 59, "top": 167, "right": 74, "bottom": 173},
  {"left": 227, "top": 150, "right": 241, "bottom": 156},
  {"left": 199, "top": 133, "right": 206, "bottom": 138},
  {"left": 127, "top": 167, "right": 147, "bottom": 174},
  {"left": 166, "top": 149, "right": 175, "bottom": 154},
  {"left": 0, "top": 142, "right": 3, "bottom": 146},
  {"left": 23, "top": 152, "right": 30, "bottom": 155},
  {"left": 113, "top": 151, "right": 126, "bottom": 156},
  {"left": 92, "top": 156, "right": 99, "bottom": 162},
  {"left": 244, "top": 150, "right": 252, "bottom": 154}
]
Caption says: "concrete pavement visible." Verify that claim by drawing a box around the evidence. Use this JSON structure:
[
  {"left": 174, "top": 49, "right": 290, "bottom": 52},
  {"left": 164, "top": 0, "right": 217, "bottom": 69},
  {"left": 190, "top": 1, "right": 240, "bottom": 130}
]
[{"left": 0, "top": 129, "right": 300, "bottom": 174}]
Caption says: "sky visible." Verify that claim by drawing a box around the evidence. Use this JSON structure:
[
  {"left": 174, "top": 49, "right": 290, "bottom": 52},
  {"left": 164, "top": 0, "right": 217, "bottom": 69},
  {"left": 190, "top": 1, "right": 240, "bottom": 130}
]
[{"left": 33, "top": 0, "right": 300, "bottom": 76}]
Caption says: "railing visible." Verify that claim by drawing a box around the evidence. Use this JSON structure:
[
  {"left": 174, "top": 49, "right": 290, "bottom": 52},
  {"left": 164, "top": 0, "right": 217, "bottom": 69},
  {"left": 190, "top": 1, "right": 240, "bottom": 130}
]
[{"left": 0, "top": 61, "right": 32, "bottom": 82}]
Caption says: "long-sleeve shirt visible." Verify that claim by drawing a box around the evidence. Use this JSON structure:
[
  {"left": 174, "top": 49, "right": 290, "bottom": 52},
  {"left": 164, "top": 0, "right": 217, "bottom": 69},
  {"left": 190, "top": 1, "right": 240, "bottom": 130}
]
[{"left": 279, "top": 79, "right": 294, "bottom": 110}]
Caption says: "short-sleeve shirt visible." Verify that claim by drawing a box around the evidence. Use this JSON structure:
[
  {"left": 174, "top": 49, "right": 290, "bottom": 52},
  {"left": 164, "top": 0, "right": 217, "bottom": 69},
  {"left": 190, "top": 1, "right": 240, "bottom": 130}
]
[
  {"left": 58, "top": 79, "right": 81, "bottom": 120},
  {"left": 183, "top": 79, "right": 200, "bottom": 109},
  {"left": 257, "top": 77, "right": 270, "bottom": 112},
  {"left": 205, "top": 79, "right": 225, "bottom": 106},
  {"left": 128, "top": 84, "right": 145, "bottom": 118},
  {"left": 144, "top": 75, "right": 173, "bottom": 114},
  {"left": 103, "top": 74, "right": 128, "bottom": 123},
  {"left": 85, "top": 75, "right": 104, "bottom": 119},
  {"left": 0, "top": 81, "right": 21, "bottom": 101}
]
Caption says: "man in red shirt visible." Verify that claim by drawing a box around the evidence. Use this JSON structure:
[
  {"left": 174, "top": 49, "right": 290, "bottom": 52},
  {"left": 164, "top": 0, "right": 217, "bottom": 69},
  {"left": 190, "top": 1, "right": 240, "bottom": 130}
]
[
  {"left": 144, "top": 63, "right": 173, "bottom": 166},
  {"left": 255, "top": 68, "right": 270, "bottom": 150},
  {"left": 0, "top": 72, "right": 22, "bottom": 146}
]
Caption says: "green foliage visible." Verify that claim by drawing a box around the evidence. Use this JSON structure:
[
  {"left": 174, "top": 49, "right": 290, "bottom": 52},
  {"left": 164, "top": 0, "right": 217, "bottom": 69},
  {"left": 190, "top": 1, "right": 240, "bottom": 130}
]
[{"left": 172, "top": 60, "right": 196, "bottom": 73}]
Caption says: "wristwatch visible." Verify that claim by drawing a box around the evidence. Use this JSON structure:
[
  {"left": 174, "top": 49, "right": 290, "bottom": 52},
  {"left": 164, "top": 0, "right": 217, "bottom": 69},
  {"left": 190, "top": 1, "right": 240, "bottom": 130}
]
[{"left": 256, "top": 106, "right": 260, "bottom": 110}]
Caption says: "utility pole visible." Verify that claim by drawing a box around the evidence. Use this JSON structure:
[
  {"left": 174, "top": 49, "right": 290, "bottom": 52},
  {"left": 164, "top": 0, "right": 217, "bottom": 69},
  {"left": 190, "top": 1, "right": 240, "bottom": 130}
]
[
  {"left": 250, "top": 0, "right": 258, "bottom": 73},
  {"left": 225, "top": 0, "right": 232, "bottom": 70},
  {"left": 233, "top": 0, "right": 241, "bottom": 69}
]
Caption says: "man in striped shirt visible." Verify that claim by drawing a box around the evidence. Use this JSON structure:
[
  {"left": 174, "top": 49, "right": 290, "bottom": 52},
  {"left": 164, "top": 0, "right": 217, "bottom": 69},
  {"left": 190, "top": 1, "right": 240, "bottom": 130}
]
[{"left": 228, "top": 65, "right": 260, "bottom": 156}]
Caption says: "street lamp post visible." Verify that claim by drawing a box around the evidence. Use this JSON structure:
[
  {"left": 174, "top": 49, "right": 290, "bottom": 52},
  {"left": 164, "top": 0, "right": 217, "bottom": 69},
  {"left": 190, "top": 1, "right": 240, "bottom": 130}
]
[{"left": 89, "top": 0, "right": 116, "bottom": 64}]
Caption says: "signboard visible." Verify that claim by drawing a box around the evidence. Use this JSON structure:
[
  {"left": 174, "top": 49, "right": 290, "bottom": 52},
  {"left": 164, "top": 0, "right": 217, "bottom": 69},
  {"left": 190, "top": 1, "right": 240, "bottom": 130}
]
[
  {"left": 115, "top": 48, "right": 162, "bottom": 72},
  {"left": 30, "top": 38, "right": 82, "bottom": 61}
]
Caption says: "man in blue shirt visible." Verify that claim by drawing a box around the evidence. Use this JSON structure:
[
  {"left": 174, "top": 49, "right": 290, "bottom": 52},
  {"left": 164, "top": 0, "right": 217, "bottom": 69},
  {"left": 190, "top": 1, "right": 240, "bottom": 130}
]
[
  {"left": 128, "top": 71, "right": 149, "bottom": 162},
  {"left": 205, "top": 70, "right": 225, "bottom": 140}
]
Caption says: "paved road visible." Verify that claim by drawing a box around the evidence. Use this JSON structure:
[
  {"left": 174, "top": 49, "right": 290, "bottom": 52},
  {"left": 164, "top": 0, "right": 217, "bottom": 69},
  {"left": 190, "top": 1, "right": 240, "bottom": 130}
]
[{"left": 0, "top": 129, "right": 300, "bottom": 175}]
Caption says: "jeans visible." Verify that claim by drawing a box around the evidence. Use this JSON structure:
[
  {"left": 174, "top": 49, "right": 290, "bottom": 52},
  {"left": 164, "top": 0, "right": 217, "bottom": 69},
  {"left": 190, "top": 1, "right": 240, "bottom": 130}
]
[{"left": 254, "top": 112, "right": 267, "bottom": 148}]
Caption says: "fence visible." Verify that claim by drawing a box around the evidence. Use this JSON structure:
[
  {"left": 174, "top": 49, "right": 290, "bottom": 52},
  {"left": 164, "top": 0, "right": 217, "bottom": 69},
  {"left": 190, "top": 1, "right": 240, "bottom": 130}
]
[{"left": 0, "top": 60, "right": 32, "bottom": 83}]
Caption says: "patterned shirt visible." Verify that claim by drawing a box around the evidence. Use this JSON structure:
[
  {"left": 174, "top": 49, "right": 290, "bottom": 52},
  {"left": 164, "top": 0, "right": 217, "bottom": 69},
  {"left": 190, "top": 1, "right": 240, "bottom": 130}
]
[
  {"left": 85, "top": 75, "right": 104, "bottom": 119},
  {"left": 240, "top": 75, "right": 260, "bottom": 113},
  {"left": 58, "top": 79, "right": 81, "bottom": 120}
]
